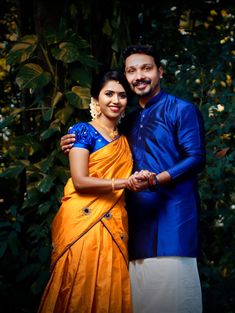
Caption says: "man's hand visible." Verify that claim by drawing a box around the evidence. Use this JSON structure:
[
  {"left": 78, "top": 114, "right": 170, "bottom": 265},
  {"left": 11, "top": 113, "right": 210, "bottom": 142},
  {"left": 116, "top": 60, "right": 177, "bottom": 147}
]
[
  {"left": 126, "top": 170, "right": 153, "bottom": 192},
  {"left": 60, "top": 134, "right": 76, "bottom": 154}
]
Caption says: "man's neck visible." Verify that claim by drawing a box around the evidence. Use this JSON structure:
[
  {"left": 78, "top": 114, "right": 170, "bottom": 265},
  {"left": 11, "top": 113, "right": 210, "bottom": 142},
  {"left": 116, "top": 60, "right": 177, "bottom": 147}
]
[{"left": 139, "top": 89, "right": 161, "bottom": 108}]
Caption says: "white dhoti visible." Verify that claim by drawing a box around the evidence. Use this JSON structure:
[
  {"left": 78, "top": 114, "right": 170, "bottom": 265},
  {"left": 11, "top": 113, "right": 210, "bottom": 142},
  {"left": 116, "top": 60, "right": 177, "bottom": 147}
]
[{"left": 129, "top": 257, "right": 202, "bottom": 313}]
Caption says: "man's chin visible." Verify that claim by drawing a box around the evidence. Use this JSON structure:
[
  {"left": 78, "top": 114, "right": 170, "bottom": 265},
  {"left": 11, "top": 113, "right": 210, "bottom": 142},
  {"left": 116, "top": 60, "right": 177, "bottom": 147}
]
[{"left": 135, "top": 89, "right": 151, "bottom": 97}]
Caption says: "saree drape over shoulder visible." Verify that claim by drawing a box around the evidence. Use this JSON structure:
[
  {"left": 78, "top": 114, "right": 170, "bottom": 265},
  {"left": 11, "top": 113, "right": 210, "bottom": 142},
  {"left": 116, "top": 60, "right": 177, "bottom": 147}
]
[{"left": 38, "top": 135, "right": 133, "bottom": 313}]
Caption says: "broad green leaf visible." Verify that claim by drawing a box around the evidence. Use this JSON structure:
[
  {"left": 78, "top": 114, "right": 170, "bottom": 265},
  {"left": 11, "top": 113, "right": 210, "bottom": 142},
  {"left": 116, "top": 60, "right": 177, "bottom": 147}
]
[
  {"left": 70, "top": 68, "right": 91, "bottom": 86},
  {"left": 37, "top": 202, "right": 52, "bottom": 216},
  {"left": 76, "top": 54, "right": 99, "bottom": 68},
  {"left": 65, "top": 86, "right": 90, "bottom": 109},
  {"left": 102, "top": 19, "right": 112, "bottom": 36},
  {"left": 37, "top": 176, "right": 55, "bottom": 193},
  {"left": 55, "top": 107, "right": 74, "bottom": 124},
  {"left": 7, "top": 34, "right": 38, "bottom": 65},
  {"left": 63, "top": 32, "right": 89, "bottom": 49},
  {"left": 54, "top": 184, "right": 65, "bottom": 203},
  {"left": 40, "top": 125, "right": 60, "bottom": 140},
  {"left": 51, "top": 42, "right": 80, "bottom": 63},
  {"left": 51, "top": 91, "right": 63, "bottom": 107},
  {"left": 12, "top": 222, "right": 21, "bottom": 232},
  {"left": 0, "top": 241, "right": 7, "bottom": 258},
  {"left": 0, "top": 221, "right": 12, "bottom": 229},
  {"left": 0, "top": 108, "right": 24, "bottom": 131},
  {"left": 72, "top": 86, "right": 90, "bottom": 107},
  {"left": 64, "top": 91, "right": 82, "bottom": 108},
  {"left": 0, "top": 165, "right": 24, "bottom": 178},
  {"left": 16, "top": 63, "right": 51, "bottom": 89},
  {"left": 44, "top": 29, "right": 64, "bottom": 45},
  {"left": 22, "top": 187, "right": 41, "bottom": 209},
  {"left": 34, "top": 157, "right": 54, "bottom": 172},
  {"left": 7, "top": 231, "right": 19, "bottom": 256},
  {"left": 42, "top": 108, "right": 54, "bottom": 122}
]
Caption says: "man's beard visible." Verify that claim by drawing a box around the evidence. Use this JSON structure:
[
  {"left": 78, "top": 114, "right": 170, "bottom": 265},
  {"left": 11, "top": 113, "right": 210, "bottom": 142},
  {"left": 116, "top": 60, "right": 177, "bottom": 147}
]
[{"left": 131, "top": 78, "right": 152, "bottom": 97}]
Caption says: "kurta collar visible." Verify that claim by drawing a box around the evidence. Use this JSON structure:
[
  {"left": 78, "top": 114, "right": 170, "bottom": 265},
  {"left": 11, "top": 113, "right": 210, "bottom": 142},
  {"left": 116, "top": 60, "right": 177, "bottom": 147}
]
[{"left": 138, "top": 90, "right": 165, "bottom": 109}]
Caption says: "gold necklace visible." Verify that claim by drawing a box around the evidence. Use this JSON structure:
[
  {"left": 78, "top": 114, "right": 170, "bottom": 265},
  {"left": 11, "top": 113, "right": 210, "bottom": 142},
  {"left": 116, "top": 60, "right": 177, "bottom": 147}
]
[{"left": 94, "top": 119, "right": 119, "bottom": 140}]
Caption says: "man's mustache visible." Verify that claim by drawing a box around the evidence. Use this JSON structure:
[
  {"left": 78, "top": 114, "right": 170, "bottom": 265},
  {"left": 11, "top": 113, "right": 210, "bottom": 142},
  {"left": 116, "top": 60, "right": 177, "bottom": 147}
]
[{"left": 132, "top": 79, "right": 151, "bottom": 87}]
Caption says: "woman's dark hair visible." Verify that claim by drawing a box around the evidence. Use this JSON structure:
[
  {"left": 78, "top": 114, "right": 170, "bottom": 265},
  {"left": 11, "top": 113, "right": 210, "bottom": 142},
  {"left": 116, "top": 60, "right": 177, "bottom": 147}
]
[
  {"left": 122, "top": 44, "right": 161, "bottom": 68},
  {"left": 91, "top": 70, "right": 131, "bottom": 99}
]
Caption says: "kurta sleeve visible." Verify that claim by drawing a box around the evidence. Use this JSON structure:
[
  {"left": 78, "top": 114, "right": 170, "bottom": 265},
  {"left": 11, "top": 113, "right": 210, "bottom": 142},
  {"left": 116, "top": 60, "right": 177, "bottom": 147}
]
[{"left": 167, "top": 103, "right": 206, "bottom": 180}]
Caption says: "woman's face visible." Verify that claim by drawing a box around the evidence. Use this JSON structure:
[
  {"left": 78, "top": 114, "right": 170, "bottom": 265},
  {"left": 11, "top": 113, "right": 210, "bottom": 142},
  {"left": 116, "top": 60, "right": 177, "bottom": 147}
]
[{"left": 97, "top": 80, "right": 127, "bottom": 121}]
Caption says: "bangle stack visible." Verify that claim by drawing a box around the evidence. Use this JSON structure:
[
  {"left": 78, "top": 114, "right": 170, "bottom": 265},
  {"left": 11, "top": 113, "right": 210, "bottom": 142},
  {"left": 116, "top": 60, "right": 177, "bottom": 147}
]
[{"left": 111, "top": 178, "right": 115, "bottom": 192}]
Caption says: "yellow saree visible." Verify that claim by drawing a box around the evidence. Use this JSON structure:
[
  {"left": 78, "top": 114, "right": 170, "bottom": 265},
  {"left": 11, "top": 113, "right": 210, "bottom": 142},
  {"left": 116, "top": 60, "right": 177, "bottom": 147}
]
[{"left": 38, "top": 135, "right": 133, "bottom": 313}]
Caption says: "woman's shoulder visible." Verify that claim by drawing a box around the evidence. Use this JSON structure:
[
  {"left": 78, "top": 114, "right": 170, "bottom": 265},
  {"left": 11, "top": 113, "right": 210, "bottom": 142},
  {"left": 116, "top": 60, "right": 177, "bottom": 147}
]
[
  {"left": 67, "top": 122, "right": 98, "bottom": 150},
  {"left": 68, "top": 121, "right": 94, "bottom": 134}
]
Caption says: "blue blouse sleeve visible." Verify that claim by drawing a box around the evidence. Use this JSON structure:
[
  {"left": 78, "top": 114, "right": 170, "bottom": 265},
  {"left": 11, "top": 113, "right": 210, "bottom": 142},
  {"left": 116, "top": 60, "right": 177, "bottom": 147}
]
[
  {"left": 167, "top": 102, "right": 206, "bottom": 180},
  {"left": 68, "top": 122, "right": 95, "bottom": 152}
]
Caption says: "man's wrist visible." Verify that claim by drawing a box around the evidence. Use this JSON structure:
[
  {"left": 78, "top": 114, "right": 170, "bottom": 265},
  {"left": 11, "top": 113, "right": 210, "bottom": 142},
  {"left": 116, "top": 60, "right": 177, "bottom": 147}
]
[{"left": 148, "top": 174, "right": 160, "bottom": 191}]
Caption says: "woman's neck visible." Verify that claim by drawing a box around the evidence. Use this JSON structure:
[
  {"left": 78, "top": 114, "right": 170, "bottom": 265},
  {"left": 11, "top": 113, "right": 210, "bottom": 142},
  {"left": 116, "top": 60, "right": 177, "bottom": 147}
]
[{"left": 96, "top": 116, "right": 117, "bottom": 130}]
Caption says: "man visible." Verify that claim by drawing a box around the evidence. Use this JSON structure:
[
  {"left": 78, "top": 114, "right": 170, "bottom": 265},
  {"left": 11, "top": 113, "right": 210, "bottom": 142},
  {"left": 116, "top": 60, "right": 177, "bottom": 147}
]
[{"left": 60, "top": 45, "right": 205, "bottom": 313}]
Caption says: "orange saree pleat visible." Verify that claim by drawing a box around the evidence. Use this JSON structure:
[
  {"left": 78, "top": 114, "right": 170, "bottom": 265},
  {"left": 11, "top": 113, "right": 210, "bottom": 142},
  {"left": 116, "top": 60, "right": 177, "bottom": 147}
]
[{"left": 38, "top": 136, "right": 133, "bottom": 313}]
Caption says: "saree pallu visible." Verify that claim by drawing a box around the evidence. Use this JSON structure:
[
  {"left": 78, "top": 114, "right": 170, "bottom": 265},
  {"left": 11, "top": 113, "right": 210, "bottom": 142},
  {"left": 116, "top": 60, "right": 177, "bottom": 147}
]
[{"left": 38, "top": 135, "right": 133, "bottom": 313}]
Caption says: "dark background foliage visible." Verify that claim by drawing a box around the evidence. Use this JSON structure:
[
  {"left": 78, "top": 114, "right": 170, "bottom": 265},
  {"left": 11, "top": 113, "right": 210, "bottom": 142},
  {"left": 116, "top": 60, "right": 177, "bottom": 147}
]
[{"left": 0, "top": 0, "right": 234, "bottom": 312}]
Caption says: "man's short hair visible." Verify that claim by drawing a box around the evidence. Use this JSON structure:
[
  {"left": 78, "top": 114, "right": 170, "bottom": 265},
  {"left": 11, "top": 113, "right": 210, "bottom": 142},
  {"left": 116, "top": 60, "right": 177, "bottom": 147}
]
[{"left": 122, "top": 45, "right": 161, "bottom": 68}]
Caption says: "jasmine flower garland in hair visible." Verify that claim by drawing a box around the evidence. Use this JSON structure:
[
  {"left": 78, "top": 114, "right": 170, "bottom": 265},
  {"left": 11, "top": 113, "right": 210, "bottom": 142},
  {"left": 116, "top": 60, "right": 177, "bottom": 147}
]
[{"left": 89, "top": 97, "right": 97, "bottom": 120}]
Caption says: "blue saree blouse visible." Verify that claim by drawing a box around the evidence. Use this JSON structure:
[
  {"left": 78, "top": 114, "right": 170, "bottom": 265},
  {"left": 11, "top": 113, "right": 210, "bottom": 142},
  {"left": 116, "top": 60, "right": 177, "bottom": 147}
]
[
  {"left": 68, "top": 122, "right": 110, "bottom": 153},
  {"left": 122, "top": 91, "right": 206, "bottom": 261}
]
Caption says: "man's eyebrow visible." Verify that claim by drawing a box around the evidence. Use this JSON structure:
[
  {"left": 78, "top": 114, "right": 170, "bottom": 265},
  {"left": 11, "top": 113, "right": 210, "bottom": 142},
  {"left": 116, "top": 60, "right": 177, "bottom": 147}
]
[{"left": 126, "top": 63, "right": 153, "bottom": 68}]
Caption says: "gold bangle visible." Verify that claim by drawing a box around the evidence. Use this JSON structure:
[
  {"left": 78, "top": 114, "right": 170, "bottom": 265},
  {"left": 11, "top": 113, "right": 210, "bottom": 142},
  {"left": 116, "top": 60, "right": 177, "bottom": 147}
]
[{"left": 111, "top": 178, "right": 115, "bottom": 192}]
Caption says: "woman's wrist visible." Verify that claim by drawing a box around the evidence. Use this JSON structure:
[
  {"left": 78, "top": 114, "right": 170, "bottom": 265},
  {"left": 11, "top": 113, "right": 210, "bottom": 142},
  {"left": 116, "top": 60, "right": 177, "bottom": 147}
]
[
  {"left": 111, "top": 178, "right": 115, "bottom": 191},
  {"left": 111, "top": 178, "right": 129, "bottom": 191}
]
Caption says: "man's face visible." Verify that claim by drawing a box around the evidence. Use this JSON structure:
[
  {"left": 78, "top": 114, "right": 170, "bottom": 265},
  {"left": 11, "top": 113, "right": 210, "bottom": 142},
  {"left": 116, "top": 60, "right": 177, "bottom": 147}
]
[{"left": 124, "top": 53, "right": 163, "bottom": 105}]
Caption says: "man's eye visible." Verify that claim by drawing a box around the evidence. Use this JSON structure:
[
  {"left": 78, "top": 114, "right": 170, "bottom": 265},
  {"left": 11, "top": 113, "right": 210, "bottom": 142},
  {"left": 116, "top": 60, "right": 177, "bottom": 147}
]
[{"left": 126, "top": 69, "right": 135, "bottom": 73}]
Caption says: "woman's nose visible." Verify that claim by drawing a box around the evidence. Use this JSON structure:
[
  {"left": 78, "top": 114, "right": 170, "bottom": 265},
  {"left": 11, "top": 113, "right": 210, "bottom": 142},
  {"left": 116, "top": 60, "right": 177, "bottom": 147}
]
[{"left": 112, "top": 94, "right": 119, "bottom": 103}]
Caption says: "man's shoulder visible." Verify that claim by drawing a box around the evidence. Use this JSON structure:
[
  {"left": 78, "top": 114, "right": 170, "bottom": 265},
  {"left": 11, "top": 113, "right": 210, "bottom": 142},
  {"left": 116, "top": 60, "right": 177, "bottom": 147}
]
[
  {"left": 166, "top": 93, "right": 192, "bottom": 105},
  {"left": 165, "top": 93, "right": 198, "bottom": 112}
]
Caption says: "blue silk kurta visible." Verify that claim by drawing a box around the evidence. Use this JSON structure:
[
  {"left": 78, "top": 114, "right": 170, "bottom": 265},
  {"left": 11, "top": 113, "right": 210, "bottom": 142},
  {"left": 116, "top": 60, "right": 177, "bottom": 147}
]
[{"left": 122, "top": 91, "right": 205, "bottom": 261}]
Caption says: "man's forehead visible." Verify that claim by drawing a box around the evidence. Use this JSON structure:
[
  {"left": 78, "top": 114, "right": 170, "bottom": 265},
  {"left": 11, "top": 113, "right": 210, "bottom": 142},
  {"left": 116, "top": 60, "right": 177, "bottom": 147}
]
[{"left": 125, "top": 54, "right": 155, "bottom": 68}]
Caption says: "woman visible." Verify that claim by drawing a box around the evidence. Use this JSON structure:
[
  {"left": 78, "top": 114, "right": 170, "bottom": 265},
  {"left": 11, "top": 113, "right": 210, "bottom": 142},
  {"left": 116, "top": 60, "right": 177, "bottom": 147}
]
[{"left": 38, "top": 70, "right": 134, "bottom": 313}]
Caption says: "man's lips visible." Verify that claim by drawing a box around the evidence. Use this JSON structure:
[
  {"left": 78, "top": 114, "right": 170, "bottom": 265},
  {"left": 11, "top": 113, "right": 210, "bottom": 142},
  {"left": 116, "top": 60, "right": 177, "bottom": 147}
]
[{"left": 132, "top": 79, "right": 151, "bottom": 87}]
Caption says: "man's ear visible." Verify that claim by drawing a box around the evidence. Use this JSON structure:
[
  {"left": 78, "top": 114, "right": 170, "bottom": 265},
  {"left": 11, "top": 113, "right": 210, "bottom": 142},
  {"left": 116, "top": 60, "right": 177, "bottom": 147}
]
[{"left": 159, "top": 66, "right": 163, "bottom": 78}]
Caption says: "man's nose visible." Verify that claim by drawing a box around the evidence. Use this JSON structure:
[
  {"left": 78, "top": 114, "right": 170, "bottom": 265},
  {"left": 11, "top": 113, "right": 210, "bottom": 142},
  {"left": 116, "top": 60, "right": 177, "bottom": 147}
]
[{"left": 135, "top": 70, "right": 145, "bottom": 80}]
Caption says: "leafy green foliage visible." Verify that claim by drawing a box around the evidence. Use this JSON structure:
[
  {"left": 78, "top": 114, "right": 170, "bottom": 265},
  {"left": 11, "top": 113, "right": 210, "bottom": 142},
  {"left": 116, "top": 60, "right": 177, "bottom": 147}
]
[{"left": 1, "top": 14, "right": 98, "bottom": 313}]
